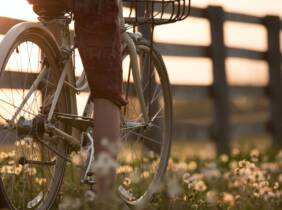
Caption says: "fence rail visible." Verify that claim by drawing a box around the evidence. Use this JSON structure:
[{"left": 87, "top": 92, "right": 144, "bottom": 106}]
[{"left": 0, "top": 5, "right": 282, "bottom": 155}]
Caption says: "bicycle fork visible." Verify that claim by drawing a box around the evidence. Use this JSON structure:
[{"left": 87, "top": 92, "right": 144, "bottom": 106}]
[{"left": 122, "top": 32, "right": 149, "bottom": 124}]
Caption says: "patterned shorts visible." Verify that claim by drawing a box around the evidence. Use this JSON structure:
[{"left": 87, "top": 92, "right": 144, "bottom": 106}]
[{"left": 73, "top": 0, "right": 127, "bottom": 107}]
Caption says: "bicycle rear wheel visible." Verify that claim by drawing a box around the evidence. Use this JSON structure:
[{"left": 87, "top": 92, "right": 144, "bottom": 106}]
[
  {"left": 118, "top": 39, "right": 172, "bottom": 207},
  {"left": 0, "top": 29, "right": 73, "bottom": 210}
]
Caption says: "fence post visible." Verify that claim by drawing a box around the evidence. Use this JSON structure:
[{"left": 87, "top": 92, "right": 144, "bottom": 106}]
[
  {"left": 207, "top": 6, "right": 230, "bottom": 155},
  {"left": 264, "top": 16, "right": 282, "bottom": 148}
]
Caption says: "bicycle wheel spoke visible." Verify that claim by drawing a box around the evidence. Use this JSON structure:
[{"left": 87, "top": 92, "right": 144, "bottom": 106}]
[
  {"left": 0, "top": 32, "right": 70, "bottom": 210},
  {"left": 129, "top": 130, "right": 162, "bottom": 145},
  {"left": 150, "top": 105, "right": 164, "bottom": 122},
  {"left": 119, "top": 41, "right": 172, "bottom": 204},
  {"left": 0, "top": 98, "right": 38, "bottom": 119}
]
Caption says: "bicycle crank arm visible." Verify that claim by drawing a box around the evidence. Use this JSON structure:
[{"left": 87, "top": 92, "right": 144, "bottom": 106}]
[
  {"left": 46, "top": 124, "right": 80, "bottom": 150},
  {"left": 18, "top": 157, "right": 56, "bottom": 166}
]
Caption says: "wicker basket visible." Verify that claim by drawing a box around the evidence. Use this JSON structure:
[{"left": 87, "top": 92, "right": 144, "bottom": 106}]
[{"left": 123, "top": 0, "right": 191, "bottom": 26}]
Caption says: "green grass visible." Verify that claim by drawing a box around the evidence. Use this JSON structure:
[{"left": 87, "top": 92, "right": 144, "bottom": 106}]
[
  {"left": 57, "top": 142, "right": 282, "bottom": 210},
  {"left": 1, "top": 142, "right": 282, "bottom": 210}
]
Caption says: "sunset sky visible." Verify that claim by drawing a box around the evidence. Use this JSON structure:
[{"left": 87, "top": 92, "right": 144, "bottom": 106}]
[{"left": 0, "top": 0, "right": 281, "bottom": 85}]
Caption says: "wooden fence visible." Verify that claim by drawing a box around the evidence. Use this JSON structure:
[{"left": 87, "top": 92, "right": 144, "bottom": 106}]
[
  {"left": 156, "top": 6, "right": 282, "bottom": 155},
  {"left": 0, "top": 6, "right": 282, "bottom": 155}
]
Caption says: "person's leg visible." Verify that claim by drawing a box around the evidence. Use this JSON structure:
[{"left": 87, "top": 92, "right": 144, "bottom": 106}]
[
  {"left": 93, "top": 98, "right": 120, "bottom": 156},
  {"left": 93, "top": 98, "right": 120, "bottom": 194},
  {"left": 73, "top": 0, "right": 126, "bottom": 198}
]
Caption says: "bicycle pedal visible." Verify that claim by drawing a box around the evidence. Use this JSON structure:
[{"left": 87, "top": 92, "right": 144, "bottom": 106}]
[{"left": 81, "top": 176, "right": 96, "bottom": 185}]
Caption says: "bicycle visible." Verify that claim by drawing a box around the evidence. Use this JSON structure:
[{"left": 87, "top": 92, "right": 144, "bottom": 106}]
[{"left": 0, "top": 0, "right": 190, "bottom": 209}]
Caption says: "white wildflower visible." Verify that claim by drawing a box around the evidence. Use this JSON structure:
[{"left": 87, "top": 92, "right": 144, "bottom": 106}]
[
  {"left": 187, "top": 161, "right": 197, "bottom": 172},
  {"left": 194, "top": 180, "right": 207, "bottom": 192},
  {"left": 202, "top": 168, "right": 221, "bottom": 180},
  {"left": 91, "top": 152, "right": 119, "bottom": 177},
  {"left": 141, "top": 171, "right": 150, "bottom": 178},
  {"left": 166, "top": 176, "right": 183, "bottom": 198},
  {"left": 71, "top": 153, "right": 83, "bottom": 166},
  {"left": 231, "top": 148, "right": 240, "bottom": 156},
  {"left": 59, "top": 196, "right": 81, "bottom": 210},
  {"left": 182, "top": 172, "right": 191, "bottom": 184},
  {"left": 35, "top": 177, "right": 47, "bottom": 186},
  {"left": 123, "top": 177, "right": 132, "bottom": 187},
  {"left": 116, "top": 165, "right": 133, "bottom": 174},
  {"left": 84, "top": 190, "right": 96, "bottom": 202},
  {"left": 219, "top": 154, "right": 229, "bottom": 163},
  {"left": 223, "top": 192, "right": 235, "bottom": 207},
  {"left": 206, "top": 191, "right": 218, "bottom": 205}
]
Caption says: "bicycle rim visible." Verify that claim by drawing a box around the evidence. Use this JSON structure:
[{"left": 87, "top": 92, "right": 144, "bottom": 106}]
[
  {"left": 0, "top": 31, "right": 71, "bottom": 210},
  {"left": 118, "top": 39, "right": 173, "bottom": 206}
]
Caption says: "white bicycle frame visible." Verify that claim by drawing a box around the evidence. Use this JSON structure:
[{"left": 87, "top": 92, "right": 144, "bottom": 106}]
[{"left": 0, "top": 0, "right": 149, "bottom": 146}]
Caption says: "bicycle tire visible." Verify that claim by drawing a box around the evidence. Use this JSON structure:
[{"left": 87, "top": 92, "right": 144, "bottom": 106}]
[
  {"left": 118, "top": 38, "right": 173, "bottom": 207},
  {"left": 0, "top": 28, "right": 74, "bottom": 210}
]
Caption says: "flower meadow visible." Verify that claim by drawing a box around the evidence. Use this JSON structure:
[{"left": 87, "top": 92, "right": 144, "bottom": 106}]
[
  {"left": 1, "top": 145, "right": 282, "bottom": 210},
  {"left": 56, "top": 146, "right": 282, "bottom": 210}
]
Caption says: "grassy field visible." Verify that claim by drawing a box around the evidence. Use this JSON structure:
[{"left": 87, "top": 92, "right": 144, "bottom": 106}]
[
  {"left": 0, "top": 138, "right": 281, "bottom": 210},
  {"left": 55, "top": 140, "right": 282, "bottom": 210}
]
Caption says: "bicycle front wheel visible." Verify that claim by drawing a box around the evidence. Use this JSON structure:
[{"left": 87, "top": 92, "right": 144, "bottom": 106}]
[
  {"left": 118, "top": 39, "right": 173, "bottom": 207},
  {"left": 0, "top": 28, "right": 74, "bottom": 210}
]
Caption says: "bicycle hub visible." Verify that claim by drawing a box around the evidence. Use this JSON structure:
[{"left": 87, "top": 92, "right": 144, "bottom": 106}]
[{"left": 17, "top": 116, "right": 45, "bottom": 138}]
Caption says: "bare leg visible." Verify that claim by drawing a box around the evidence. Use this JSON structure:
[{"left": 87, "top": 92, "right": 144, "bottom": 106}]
[{"left": 93, "top": 98, "right": 120, "bottom": 194}]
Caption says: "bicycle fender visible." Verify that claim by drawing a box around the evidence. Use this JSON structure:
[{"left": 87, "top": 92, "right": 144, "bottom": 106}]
[{"left": 0, "top": 21, "right": 61, "bottom": 71}]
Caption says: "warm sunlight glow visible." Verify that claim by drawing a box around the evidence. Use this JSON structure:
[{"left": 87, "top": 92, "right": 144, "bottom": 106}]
[
  {"left": 155, "top": 18, "right": 211, "bottom": 46},
  {"left": 193, "top": 0, "right": 282, "bottom": 18},
  {"left": 226, "top": 58, "right": 268, "bottom": 86},
  {"left": 0, "top": 0, "right": 37, "bottom": 21},
  {"left": 224, "top": 22, "right": 267, "bottom": 52},
  {"left": 0, "top": 0, "right": 281, "bottom": 85},
  {"left": 163, "top": 56, "right": 213, "bottom": 85}
]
